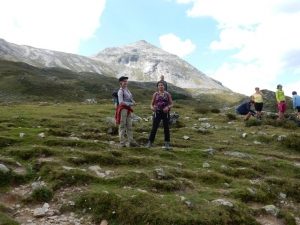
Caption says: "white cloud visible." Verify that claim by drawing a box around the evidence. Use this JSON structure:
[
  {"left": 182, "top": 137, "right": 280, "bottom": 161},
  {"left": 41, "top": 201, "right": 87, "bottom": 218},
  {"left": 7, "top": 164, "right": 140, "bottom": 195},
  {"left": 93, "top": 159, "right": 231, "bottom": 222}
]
[
  {"left": 159, "top": 33, "right": 196, "bottom": 57},
  {"left": 0, "top": 0, "right": 106, "bottom": 53},
  {"left": 177, "top": 0, "right": 300, "bottom": 95}
]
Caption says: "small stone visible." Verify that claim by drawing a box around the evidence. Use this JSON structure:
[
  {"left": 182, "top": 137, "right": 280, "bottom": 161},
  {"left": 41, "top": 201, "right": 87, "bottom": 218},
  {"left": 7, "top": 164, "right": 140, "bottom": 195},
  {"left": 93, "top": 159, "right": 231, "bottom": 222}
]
[
  {"left": 0, "top": 164, "right": 9, "bottom": 173},
  {"left": 262, "top": 205, "right": 279, "bottom": 216},
  {"left": 212, "top": 199, "right": 233, "bottom": 207},
  {"left": 100, "top": 220, "right": 108, "bottom": 225},
  {"left": 38, "top": 132, "right": 45, "bottom": 138},
  {"left": 202, "top": 162, "right": 210, "bottom": 168}
]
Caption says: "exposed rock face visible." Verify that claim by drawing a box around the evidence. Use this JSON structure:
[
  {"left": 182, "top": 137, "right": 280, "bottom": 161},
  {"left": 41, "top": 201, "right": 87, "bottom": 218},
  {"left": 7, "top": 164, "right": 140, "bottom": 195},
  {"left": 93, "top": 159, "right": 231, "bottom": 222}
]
[
  {"left": 0, "top": 38, "right": 230, "bottom": 93},
  {"left": 94, "top": 40, "right": 230, "bottom": 92}
]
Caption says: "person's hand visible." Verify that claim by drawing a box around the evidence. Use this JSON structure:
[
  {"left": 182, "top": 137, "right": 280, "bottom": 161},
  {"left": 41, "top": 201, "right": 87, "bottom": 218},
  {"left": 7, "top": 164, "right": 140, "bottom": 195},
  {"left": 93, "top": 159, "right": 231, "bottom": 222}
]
[
  {"left": 151, "top": 105, "right": 156, "bottom": 111},
  {"left": 163, "top": 106, "right": 169, "bottom": 113}
]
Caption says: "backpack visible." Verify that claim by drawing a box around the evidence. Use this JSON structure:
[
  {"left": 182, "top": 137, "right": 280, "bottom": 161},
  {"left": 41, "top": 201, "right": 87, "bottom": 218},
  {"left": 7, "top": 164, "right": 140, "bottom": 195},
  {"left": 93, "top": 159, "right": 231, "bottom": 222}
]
[
  {"left": 112, "top": 89, "right": 119, "bottom": 105},
  {"left": 112, "top": 89, "right": 124, "bottom": 106}
]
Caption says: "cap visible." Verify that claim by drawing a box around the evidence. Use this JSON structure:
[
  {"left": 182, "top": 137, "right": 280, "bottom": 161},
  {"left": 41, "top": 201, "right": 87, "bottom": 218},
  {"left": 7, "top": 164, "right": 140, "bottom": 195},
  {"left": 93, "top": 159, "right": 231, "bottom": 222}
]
[{"left": 119, "top": 76, "right": 128, "bottom": 82}]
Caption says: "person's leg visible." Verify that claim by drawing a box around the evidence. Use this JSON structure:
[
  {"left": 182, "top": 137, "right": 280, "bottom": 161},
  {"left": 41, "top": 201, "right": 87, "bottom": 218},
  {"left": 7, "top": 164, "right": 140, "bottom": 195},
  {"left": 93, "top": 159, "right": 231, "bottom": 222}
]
[
  {"left": 279, "top": 102, "right": 287, "bottom": 120},
  {"left": 148, "top": 112, "right": 162, "bottom": 144},
  {"left": 162, "top": 113, "right": 170, "bottom": 142},
  {"left": 126, "top": 112, "right": 137, "bottom": 146},
  {"left": 244, "top": 112, "right": 251, "bottom": 121},
  {"left": 119, "top": 109, "right": 127, "bottom": 146}
]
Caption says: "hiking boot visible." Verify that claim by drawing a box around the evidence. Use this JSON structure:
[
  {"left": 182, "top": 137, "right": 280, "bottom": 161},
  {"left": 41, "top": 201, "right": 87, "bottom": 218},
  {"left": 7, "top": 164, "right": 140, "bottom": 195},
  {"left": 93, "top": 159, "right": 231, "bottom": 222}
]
[
  {"left": 145, "top": 141, "right": 153, "bottom": 148},
  {"left": 119, "top": 143, "right": 126, "bottom": 148},
  {"left": 162, "top": 142, "right": 172, "bottom": 150}
]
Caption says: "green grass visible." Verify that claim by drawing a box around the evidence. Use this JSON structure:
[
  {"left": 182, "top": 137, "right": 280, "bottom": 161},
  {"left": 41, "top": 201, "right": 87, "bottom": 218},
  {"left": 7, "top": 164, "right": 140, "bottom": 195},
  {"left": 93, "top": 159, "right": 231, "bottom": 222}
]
[{"left": 0, "top": 101, "right": 299, "bottom": 224}]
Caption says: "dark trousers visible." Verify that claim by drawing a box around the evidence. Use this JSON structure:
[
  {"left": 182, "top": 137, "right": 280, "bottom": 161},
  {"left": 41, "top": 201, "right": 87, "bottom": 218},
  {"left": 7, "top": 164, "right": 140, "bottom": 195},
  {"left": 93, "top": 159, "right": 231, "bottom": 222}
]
[{"left": 149, "top": 111, "right": 170, "bottom": 143}]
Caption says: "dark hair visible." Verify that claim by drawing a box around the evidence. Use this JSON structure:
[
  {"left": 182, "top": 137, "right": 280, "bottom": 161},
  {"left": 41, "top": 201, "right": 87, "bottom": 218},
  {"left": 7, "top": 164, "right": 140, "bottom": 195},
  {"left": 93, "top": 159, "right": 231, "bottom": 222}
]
[
  {"left": 156, "top": 81, "right": 165, "bottom": 87},
  {"left": 292, "top": 91, "right": 297, "bottom": 95},
  {"left": 277, "top": 84, "right": 282, "bottom": 89}
]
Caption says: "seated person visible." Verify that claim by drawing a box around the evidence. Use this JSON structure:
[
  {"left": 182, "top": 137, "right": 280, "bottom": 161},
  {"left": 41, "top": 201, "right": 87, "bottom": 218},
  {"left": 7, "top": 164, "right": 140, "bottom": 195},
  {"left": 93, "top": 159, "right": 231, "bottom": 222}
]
[{"left": 236, "top": 100, "right": 256, "bottom": 121}]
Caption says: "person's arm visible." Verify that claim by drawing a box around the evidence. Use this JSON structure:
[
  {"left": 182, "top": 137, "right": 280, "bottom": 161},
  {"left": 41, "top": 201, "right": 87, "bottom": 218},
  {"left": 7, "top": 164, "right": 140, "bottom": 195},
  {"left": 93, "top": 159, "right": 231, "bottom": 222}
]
[
  {"left": 150, "top": 93, "right": 157, "bottom": 111},
  {"left": 167, "top": 93, "right": 173, "bottom": 109},
  {"left": 293, "top": 96, "right": 296, "bottom": 109}
]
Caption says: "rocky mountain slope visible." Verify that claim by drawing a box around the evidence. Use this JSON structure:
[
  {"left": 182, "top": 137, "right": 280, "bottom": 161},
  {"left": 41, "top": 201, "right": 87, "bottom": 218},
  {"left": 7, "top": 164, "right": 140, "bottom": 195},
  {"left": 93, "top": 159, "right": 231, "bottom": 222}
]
[
  {"left": 94, "top": 40, "right": 230, "bottom": 92},
  {"left": 0, "top": 38, "right": 230, "bottom": 93},
  {"left": 0, "top": 38, "right": 114, "bottom": 76}
]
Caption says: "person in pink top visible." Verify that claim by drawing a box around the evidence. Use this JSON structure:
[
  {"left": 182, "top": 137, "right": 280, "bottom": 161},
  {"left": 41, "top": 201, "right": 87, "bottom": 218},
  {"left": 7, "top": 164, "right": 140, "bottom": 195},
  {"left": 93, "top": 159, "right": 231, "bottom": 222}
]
[{"left": 146, "top": 81, "right": 173, "bottom": 150}]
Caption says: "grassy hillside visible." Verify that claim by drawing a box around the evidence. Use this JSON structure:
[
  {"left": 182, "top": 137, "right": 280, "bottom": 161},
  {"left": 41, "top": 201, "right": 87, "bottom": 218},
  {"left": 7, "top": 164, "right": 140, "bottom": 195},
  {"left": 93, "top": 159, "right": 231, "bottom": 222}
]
[
  {"left": 0, "top": 60, "right": 192, "bottom": 103},
  {"left": 0, "top": 101, "right": 299, "bottom": 225}
]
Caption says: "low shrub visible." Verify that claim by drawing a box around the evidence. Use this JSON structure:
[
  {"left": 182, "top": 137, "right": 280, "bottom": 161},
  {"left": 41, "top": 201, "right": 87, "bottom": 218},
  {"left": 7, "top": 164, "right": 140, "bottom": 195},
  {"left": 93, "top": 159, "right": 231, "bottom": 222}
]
[
  {"left": 211, "top": 108, "right": 221, "bottom": 114},
  {"left": 31, "top": 187, "right": 53, "bottom": 202},
  {"left": 226, "top": 113, "right": 237, "bottom": 120},
  {"left": 245, "top": 119, "right": 262, "bottom": 127},
  {"left": 282, "top": 134, "right": 300, "bottom": 152}
]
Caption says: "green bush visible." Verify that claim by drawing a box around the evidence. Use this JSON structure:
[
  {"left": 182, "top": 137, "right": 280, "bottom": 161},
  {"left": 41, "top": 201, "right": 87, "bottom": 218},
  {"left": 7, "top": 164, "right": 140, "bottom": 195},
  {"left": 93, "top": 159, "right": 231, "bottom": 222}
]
[
  {"left": 31, "top": 187, "right": 53, "bottom": 202},
  {"left": 211, "top": 108, "right": 221, "bottom": 114}
]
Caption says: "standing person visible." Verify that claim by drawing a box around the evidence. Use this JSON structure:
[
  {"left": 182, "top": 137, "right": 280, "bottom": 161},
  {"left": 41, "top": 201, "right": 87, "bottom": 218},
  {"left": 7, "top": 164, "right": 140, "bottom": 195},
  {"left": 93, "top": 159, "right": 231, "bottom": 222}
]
[
  {"left": 275, "top": 84, "right": 286, "bottom": 121},
  {"left": 236, "top": 100, "right": 256, "bottom": 121},
  {"left": 115, "top": 76, "right": 138, "bottom": 147},
  {"left": 159, "top": 75, "right": 168, "bottom": 91},
  {"left": 251, "top": 87, "right": 264, "bottom": 120},
  {"left": 146, "top": 81, "right": 173, "bottom": 150},
  {"left": 292, "top": 91, "right": 300, "bottom": 119}
]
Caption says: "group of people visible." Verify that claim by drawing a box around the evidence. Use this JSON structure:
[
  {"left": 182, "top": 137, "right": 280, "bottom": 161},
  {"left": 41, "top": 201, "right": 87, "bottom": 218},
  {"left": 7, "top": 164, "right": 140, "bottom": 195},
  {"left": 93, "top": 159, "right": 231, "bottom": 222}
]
[
  {"left": 114, "top": 75, "right": 173, "bottom": 150},
  {"left": 236, "top": 84, "right": 300, "bottom": 121}
]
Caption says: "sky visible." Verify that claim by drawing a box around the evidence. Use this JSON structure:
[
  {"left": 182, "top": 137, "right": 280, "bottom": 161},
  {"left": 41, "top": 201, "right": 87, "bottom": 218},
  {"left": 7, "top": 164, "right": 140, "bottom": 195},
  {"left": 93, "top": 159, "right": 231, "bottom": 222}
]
[{"left": 1, "top": 0, "right": 300, "bottom": 96}]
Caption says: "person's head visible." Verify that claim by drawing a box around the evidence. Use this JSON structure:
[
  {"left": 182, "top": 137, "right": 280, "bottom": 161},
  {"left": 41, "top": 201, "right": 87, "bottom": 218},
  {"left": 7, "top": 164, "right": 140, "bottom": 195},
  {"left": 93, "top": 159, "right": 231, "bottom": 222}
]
[
  {"left": 160, "top": 75, "right": 164, "bottom": 81},
  {"left": 249, "top": 100, "right": 255, "bottom": 105},
  {"left": 255, "top": 87, "right": 260, "bottom": 92},
  {"left": 157, "top": 81, "right": 165, "bottom": 91},
  {"left": 292, "top": 91, "right": 297, "bottom": 95},
  {"left": 277, "top": 84, "right": 282, "bottom": 90},
  {"left": 119, "top": 76, "right": 128, "bottom": 87}
]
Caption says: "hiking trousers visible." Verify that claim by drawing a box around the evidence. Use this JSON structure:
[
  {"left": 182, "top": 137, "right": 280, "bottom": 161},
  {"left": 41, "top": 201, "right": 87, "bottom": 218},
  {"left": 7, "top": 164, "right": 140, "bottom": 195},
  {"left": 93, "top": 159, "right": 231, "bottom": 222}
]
[
  {"left": 149, "top": 110, "right": 170, "bottom": 143},
  {"left": 119, "top": 109, "right": 134, "bottom": 145}
]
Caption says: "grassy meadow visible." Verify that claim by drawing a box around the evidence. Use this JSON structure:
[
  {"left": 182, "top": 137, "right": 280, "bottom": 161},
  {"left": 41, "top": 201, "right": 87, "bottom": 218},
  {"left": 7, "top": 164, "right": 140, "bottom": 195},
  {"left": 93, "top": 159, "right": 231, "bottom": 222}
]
[{"left": 0, "top": 100, "right": 300, "bottom": 225}]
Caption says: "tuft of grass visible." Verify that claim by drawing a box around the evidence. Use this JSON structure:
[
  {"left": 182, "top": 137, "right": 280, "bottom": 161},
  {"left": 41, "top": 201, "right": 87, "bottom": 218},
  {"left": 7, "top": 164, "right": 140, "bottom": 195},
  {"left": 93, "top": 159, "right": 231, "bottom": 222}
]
[
  {"left": 194, "top": 105, "right": 210, "bottom": 114},
  {"left": 73, "top": 190, "right": 259, "bottom": 225},
  {"left": 39, "top": 165, "right": 99, "bottom": 190},
  {"left": 0, "top": 136, "right": 19, "bottom": 148},
  {"left": 211, "top": 108, "right": 221, "bottom": 114},
  {"left": 282, "top": 134, "right": 300, "bottom": 152},
  {"left": 0, "top": 212, "right": 19, "bottom": 225},
  {"left": 245, "top": 119, "right": 262, "bottom": 127},
  {"left": 30, "top": 187, "right": 54, "bottom": 203},
  {"left": 226, "top": 113, "right": 237, "bottom": 121}
]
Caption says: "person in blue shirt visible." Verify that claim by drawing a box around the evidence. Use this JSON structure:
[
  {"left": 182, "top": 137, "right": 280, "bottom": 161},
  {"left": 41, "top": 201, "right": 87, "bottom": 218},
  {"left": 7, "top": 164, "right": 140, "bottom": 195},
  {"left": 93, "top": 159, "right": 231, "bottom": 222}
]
[
  {"left": 236, "top": 100, "right": 256, "bottom": 121},
  {"left": 292, "top": 91, "right": 300, "bottom": 119}
]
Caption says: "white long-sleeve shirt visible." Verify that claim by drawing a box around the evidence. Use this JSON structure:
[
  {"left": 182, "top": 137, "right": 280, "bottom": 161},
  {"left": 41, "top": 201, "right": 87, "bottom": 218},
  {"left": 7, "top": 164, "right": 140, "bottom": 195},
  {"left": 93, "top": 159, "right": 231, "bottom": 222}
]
[{"left": 118, "top": 88, "right": 134, "bottom": 106}]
